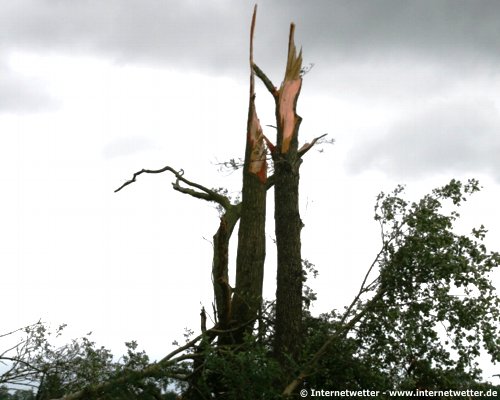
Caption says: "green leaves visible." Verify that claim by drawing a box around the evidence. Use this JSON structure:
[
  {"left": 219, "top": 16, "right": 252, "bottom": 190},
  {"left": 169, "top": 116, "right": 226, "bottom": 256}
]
[{"left": 361, "top": 179, "right": 500, "bottom": 387}]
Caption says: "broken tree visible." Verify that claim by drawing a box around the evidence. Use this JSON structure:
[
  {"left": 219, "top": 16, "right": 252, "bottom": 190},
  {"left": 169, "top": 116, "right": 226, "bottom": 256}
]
[
  {"left": 260, "top": 22, "right": 305, "bottom": 374},
  {"left": 112, "top": 6, "right": 326, "bottom": 398},
  {"left": 230, "top": 7, "right": 267, "bottom": 344}
]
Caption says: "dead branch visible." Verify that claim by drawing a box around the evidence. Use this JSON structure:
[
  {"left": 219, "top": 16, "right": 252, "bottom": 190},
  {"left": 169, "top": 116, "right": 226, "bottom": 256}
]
[
  {"left": 115, "top": 164, "right": 232, "bottom": 211},
  {"left": 200, "top": 307, "right": 207, "bottom": 333},
  {"left": 114, "top": 165, "right": 181, "bottom": 192},
  {"left": 297, "top": 133, "right": 328, "bottom": 158},
  {"left": 253, "top": 63, "right": 278, "bottom": 98}
]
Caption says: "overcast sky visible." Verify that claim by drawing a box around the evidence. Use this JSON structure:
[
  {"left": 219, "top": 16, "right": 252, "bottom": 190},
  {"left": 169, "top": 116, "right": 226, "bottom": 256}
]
[{"left": 2, "top": 0, "right": 499, "bottom": 382}]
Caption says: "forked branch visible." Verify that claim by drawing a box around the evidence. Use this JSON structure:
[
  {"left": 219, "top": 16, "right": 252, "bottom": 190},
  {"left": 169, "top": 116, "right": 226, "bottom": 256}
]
[{"left": 115, "top": 165, "right": 232, "bottom": 211}]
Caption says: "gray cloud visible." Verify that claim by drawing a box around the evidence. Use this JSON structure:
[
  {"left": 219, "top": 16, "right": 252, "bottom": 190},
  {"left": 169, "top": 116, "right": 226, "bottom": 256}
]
[
  {"left": 1, "top": 0, "right": 498, "bottom": 119},
  {"left": 0, "top": 1, "right": 251, "bottom": 76},
  {"left": 2, "top": 1, "right": 499, "bottom": 76},
  {"left": 3, "top": 1, "right": 500, "bottom": 179},
  {"left": 286, "top": 1, "right": 500, "bottom": 64},
  {"left": 347, "top": 98, "right": 500, "bottom": 180}
]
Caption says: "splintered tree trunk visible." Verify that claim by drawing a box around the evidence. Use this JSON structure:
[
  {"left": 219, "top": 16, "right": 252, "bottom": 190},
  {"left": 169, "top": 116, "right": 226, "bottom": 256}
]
[
  {"left": 273, "top": 23, "right": 304, "bottom": 375},
  {"left": 231, "top": 7, "right": 268, "bottom": 343}
]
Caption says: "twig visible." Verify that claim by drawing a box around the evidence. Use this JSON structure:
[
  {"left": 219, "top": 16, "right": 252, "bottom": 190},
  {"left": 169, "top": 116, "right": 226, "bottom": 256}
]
[
  {"left": 0, "top": 320, "right": 42, "bottom": 339},
  {"left": 114, "top": 165, "right": 181, "bottom": 193},
  {"left": 0, "top": 339, "right": 26, "bottom": 359}
]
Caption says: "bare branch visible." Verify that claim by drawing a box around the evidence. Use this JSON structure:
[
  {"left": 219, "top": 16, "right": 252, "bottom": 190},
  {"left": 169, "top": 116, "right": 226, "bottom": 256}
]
[
  {"left": 253, "top": 63, "right": 278, "bottom": 99},
  {"left": 0, "top": 339, "right": 26, "bottom": 359},
  {"left": 265, "top": 174, "right": 275, "bottom": 191},
  {"left": 159, "top": 330, "right": 205, "bottom": 364},
  {"left": 114, "top": 165, "right": 181, "bottom": 193},
  {"left": 297, "top": 133, "right": 328, "bottom": 158},
  {"left": 115, "top": 164, "right": 232, "bottom": 211},
  {"left": 160, "top": 318, "right": 257, "bottom": 364}
]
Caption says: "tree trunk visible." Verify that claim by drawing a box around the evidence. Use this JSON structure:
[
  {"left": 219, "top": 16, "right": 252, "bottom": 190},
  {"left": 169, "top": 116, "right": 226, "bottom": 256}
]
[
  {"left": 274, "top": 153, "right": 303, "bottom": 369},
  {"left": 212, "top": 205, "right": 240, "bottom": 338},
  {"left": 231, "top": 6, "right": 267, "bottom": 343},
  {"left": 273, "top": 23, "right": 304, "bottom": 375}
]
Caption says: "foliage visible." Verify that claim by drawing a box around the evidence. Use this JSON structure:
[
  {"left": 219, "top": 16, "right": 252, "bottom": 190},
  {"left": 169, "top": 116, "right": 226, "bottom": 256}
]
[
  {"left": 0, "top": 386, "right": 35, "bottom": 400},
  {"left": 302, "top": 259, "right": 319, "bottom": 311},
  {"left": 0, "top": 322, "right": 68, "bottom": 389},
  {"left": 352, "top": 179, "right": 500, "bottom": 392},
  {"left": 301, "top": 311, "right": 391, "bottom": 392},
  {"left": 0, "top": 324, "right": 177, "bottom": 399},
  {"left": 195, "top": 337, "right": 282, "bottom": 400}
]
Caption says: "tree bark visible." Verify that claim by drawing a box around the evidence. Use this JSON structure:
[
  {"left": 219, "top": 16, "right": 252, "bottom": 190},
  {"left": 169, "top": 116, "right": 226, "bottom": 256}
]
[
  {"left": 212, "top": 205, "right": 240, "bottom": 337},
  {"left": 231, "top": 6, "right": 268, "bottom": 343},
  {"left": 272, "top": 23, "right": 304, "bottom": 375}
]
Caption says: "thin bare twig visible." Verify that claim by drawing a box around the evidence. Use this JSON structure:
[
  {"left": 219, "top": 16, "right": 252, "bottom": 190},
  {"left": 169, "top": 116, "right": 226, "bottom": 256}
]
[
  {"left": 0, "top": 356, "right": 45, "bottom": 374},
  {"left": 0, "top": 339, "right": 26, "bottom": 359},
  {"left": 0, "top": 320, "right": 42, "bottom": 339}
]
